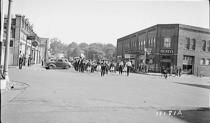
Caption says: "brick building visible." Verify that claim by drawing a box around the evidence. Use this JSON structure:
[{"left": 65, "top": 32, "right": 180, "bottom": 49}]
[
  {"left": 2, "top": 14, "right": 47, "bottom": 66},
  {"left": 117, "top": 24, "right": 210, "bottom": 77}
]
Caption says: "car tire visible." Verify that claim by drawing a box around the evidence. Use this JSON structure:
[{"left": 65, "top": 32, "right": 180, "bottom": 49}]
[
  {"left": 65, "top": 65, "right": 70, "bottom": 69},
  {"left": 49, "top": 65, "right": 54, "bottom": 69}
]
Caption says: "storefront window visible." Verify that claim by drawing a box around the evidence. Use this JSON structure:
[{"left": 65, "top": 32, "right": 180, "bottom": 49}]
[
  {"left": 183, "top": 55, "right": 194, "bottom": 74},
  {"left": 164, "top": 37, "right": 171, "bottom": 48}
]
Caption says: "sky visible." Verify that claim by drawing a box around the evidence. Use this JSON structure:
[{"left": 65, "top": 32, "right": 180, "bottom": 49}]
[{"left": 2, "top": 0, "right": 209, "bottom": 46}]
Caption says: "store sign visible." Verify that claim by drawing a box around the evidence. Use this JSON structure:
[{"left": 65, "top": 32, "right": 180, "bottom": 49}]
[
  {"left": 124, "top": 54, "right": 130, "bottom": 58},
  {"left": 32, "top": 41, "right": 38, "bottom": 47},
  {"left": 39, "top": 44, "right": 46, "bottom": 47},
  {"left": 27, "top": 36, "right": 35, "bottom": 40},
  {"left": 160, "top": 49, "right": 173, "bottom": 54}
]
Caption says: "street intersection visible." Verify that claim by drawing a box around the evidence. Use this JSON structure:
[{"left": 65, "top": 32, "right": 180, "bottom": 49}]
[{"left": 1, "top": 65, "right": 210, "bottom": 123}]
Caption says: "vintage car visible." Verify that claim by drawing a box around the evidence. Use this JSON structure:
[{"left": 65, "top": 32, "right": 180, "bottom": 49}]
[{"left": 45, "top": 59, "right": 71, "bottom": 69}]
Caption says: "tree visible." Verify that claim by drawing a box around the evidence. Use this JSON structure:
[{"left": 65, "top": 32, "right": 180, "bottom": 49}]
[
  {"left": 67, "top": 42, "right": 78, "bottom": 58},
  {"left": 71, "top": 46, "right": 81, "bottom": 57},
  {"left": 50, "top": 37, "right": 65, "bottom": 55},
  {"left": 79, "top": 43, "right": 88, "bottom": 50}
]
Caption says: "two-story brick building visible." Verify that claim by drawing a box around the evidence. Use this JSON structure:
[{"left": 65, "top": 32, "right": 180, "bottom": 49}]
[
  {"left": 2, "top": 14, "right": 48, "bottom": 66},
  {"left": 117, "top": 24, "right": 210, "bottom": 77}
]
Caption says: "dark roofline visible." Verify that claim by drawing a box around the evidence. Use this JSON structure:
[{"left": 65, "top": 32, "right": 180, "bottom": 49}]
[{"left": 117, "top": 23, "right": 210, "bottom": 42}]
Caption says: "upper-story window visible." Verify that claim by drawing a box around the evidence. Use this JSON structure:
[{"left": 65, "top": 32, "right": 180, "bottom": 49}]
[
  {"left": 153, "top": 38, "right": 156, "bottom": 48},
  {"left": 148, "top": 38, "right": 151, "bottom": 48},
  {"left": 185, "top": 38, "right": 190, "bottom": 49},
  {"left": 202, "top": 40, "right": 206, "bottom": 51},
  {"left": 163, "top": 37, "right": 171, "bottom": 48},
  {"left": 191, "top": 38, "right": 196, "bottom": 50},
  {"left": 200, "top": 58, "right": 205, "bottom": 65},
  {"left": 138, "top": 40, "right": 141, "bottom": 50},
  {"left": 207, "top": 41, "right": 210, "bottom": 52},
  {"left": 206, "top": 59, "right": 210, "bottom": 65}
]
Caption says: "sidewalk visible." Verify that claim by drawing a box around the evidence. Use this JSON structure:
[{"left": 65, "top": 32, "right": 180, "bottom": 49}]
[
  {"left": 1, "top": 64, "right": 45, "bottom": 94},
  {"left": 134, "top": 70, "right": 210, "bottom": 79},
  {"left": 9, "top": 64, "right": 46, "bottom": 71}
]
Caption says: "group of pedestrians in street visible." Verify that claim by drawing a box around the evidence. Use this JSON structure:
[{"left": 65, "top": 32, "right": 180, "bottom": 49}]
[
  {"left": 118, "top": 60, "right": 133, "bottom": 76},
  {"left": 161, "top": 65, "right": 182, "bottom": 79},
  {"left": 73, "top": 57, "right": 126, "bottom": 77},
  {"left": 19, "top": 52, "right": 33, "bottom": 69}
]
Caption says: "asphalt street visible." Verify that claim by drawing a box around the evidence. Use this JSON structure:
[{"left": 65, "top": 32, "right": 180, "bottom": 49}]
[{"left": 1, "top": 65, "right": 210, "bottom": 123}]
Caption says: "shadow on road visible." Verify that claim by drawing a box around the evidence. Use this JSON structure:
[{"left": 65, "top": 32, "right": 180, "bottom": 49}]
[
  {"left": 173, "top": 82, "right": 210, "bottom": 89},
  {"left": 158, "top": 108, "right": 210, "bottom": 123}
]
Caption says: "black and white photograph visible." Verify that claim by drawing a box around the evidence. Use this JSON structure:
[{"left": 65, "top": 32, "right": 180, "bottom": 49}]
[{"left": 0, "top": 0, "right": 209, "bottom": 123}]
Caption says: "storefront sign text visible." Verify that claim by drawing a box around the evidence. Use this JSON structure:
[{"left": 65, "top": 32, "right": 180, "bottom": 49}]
[{"left": 160, "top": 49, "right": 173, "bottom": 54}]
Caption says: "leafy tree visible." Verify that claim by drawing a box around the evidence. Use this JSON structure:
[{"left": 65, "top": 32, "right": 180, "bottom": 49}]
[
  {"left": 79, "top": 43, "right": 88, "bottom": 50},
  {"left": 71, "top": 46, "right": 81, "bottom": 57},
  {"left": 50, "top": 37, "right": 65, "bottom": 55},
  {"left": 67, "top": 42, "right": 78, "bottom": 58}
]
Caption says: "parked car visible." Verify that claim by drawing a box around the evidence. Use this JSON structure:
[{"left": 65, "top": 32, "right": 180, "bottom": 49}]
[
  {"left": 45, "top": 59, "right": 71, "bottom": 69},
  {"left": 63, "top": 59, "right": 73, "bottom": 68}
]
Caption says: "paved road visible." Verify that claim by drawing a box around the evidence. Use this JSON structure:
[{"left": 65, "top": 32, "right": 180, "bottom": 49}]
[{"left": 1, "top": 66, "right": 210, "bottom": 123}]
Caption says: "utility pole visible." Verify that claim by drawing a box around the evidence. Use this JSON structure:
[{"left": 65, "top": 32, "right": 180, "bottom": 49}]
[
  {"left": 0, "top": 0, "right": 5, "bottom": 79},
  {"left": 3, "top": 0, "right": 13, "bottom": 88}
]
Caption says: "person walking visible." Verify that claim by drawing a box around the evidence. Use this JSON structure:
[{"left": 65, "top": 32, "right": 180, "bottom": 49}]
[
  {"left": 170, "top": 66, "right": 173, "bottom": 77},
  {"left": 97, "top": 61, "right": 101, "bottom": 75},
  {"left": 178, "top": 67, "right": 182, "bottom": 77},
  {"left": 110, "top": 62, "right": 115, "bottom": 74},
  {"left": 87, "top": 60, "right": 91, "bottom": 73},
  {"left": 19, "top": 54, "right": 23, "bottom": 69},
  {"left": 101, "top": 60, "right": 106, "bottom": 76},
  {"left": 28, "top": 55, "right": 32, "bottom": 67},
  {"left": 125, "top": 60, "right": 132, "bottom": 76},
  {"left": 22, "top": 54, "right": 26, "bottom": 66},
  {"left": 119, "top": 60, "right": 124, "bottom": 75}
]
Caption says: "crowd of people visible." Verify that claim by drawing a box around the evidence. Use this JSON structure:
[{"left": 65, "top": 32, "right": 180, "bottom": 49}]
[{"left": 72, "top": 57, "right": 134, "bottom": 76}]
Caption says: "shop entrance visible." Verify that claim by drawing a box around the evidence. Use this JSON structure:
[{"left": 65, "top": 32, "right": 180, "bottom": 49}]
[
  {"left": 160, "top": 55, "right": 172, "bottom": 73},
  {"left": 161, "top": 61, "right": 171, "bottom": 72},
  {"left": 182, "top": 55, "right": 194, "bottom": 74}
]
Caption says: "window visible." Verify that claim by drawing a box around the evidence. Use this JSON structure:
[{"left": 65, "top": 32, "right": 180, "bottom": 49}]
[
  {"left": 151, "top": 38, "right": 154, "bottom": 47},
  {"left": 206, "top": 59, "right": 210, "bottom": 65},
  {"left": 185, "top": 38, "right": 190, "bottom": 49},
  {"left": 164, "top": 37, "right": 171, "bottom": 48},
  {"left": 154, "top": 38, "right": 156, "bottom": 48},
  {"left": 202, "top": 40, "right": 206, "bottom": 51},
  {"left": 140, "top": 40, "right": 143, "bottom": 50},
  {"left": 139, "top": 41, "right": 141, "bottom": 50},
  {"left": 57, "top": 59, "right": 63, "bottom": 62},
  {"left": 200, "top": 58, "right": 205, "bottom": 65},
  {"left": 191, "top": 39, "right": 196, "bottom": 50},
  {"left": 207, "top": 42, "right": 210, "bottom": 52},
  {"left": 3, "top": 40, "right": 13, "bottom": 47},
  {"left": 148, "top": 38, "right": 150, "bottom": 48}
]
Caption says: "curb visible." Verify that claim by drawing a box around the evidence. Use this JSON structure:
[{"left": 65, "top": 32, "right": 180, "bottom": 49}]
[{"left": 1, "top": 81, "right": 29, "bottom": 95}]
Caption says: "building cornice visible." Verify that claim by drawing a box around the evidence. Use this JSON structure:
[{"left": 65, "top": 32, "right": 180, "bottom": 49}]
[{"left": 179, "top": 26, "right": 210, "bottom": 34}]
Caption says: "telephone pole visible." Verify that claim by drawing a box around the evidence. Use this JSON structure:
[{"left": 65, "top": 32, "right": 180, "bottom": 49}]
[
  {"left": 3, "top": 0, "right": 13, "bottom": 88},
  {"left": 0, "top": 0, "right": 5, "bottom": 78}
]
